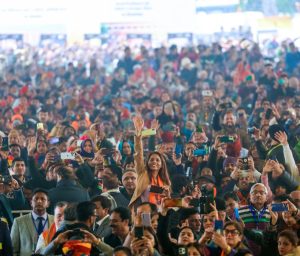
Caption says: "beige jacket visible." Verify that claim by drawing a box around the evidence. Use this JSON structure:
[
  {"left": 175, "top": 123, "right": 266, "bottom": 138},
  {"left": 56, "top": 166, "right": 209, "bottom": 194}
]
[{"left": 129, "top": 135, "right": 150, "bottom": 208}]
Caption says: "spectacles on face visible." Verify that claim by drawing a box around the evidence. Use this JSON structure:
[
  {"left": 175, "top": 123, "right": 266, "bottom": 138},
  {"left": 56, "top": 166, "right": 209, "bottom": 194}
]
[
  {"left": 251, "top": 190, "right": 266, "bottom": 195},
  {"left": 224, "top": 229, "right": 240, "bottom": 236}
]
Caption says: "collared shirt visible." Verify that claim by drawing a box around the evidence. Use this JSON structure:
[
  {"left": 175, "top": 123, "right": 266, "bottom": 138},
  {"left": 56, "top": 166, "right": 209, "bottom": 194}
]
[
  {"left": 97, "top": 214, "right": 109, "bottom": 227},
  {"left": 31, "top": 211, "right": 49, "bottom": 233}
]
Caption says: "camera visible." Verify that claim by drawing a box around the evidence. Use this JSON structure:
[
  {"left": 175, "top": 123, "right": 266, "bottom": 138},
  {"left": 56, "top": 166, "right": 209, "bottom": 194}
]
[
  {"left": 0, "top": 175, "right": 12, "bottom": 185},
  {"left": 199, "top": 185, "right": 214, "bottom": 214}
]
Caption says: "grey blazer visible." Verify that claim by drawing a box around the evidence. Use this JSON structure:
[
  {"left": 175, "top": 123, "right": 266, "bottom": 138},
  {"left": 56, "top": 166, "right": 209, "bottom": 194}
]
[
  {"left": 10, "top": 212, "right": 54, "bottom": 256},
  {"left": 94, "top": 215, "right": 112, "bottom": 239}
]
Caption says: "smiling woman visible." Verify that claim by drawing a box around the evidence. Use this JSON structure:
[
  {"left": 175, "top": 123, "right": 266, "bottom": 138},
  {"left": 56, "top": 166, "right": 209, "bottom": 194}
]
[{"left": 129, "top": 116, "right": 171, "bottom": 209}]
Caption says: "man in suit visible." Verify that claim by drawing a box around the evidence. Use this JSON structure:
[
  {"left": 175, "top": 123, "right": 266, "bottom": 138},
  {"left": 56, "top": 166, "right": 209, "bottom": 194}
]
[
  {"left": 10, "top": 188, "right": 54, "bottom": 256},
  {"left": 48, "top": 166, "right": 90, "bottom": 213},
  {"left": 91, "top": 195, "right": 112, "bottom": 239}
]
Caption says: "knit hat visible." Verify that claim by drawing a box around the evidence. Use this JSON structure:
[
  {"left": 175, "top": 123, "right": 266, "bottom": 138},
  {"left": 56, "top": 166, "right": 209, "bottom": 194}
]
[{"left": 223, "top": 157, "right": 238, "bottom": 168}]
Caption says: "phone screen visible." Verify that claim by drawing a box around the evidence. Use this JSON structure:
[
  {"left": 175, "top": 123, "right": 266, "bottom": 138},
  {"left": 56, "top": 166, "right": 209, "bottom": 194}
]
[
  {"left": 271, "top": 203, "right": 288, "bottom": 212},
  {"left": 134, "top": 226, "right": 144, "bottom": 239},
  {"left": 164, "top": 198, "right": 182, "bottom": 208},
  {"left": 214, "top": 220, "right": 223, "bottom": 232},
  {"left": 1, "top": 137, "right": 9, "bottom": 151},
  {"left": 141, "top": 213, "right": 151, "bottom": 227}
]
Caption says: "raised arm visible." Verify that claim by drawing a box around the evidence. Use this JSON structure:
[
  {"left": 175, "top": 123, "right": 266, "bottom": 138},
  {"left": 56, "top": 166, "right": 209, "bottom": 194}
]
[{"left": 132, "top": 116, "right": 146, "bottom": 176}]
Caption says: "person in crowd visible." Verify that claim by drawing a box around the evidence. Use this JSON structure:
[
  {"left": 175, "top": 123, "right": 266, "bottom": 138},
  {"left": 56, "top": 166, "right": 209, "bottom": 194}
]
[
  {"left": 238, "top": 183, "right": 270, "bottom": 255},
  {"left": 35, "top": 201, "right": 68, "bottom": 254},
  {"left": 120, "top": 168, "right": 137, "bottom": 202},
  {"left": 92, "top": 195, "right": 112, "bottom": 239},
  {"left": 104, "top": 206, "right": 131, "bottom": 248},
  {"left": 43, "top": 201, "right": 113, "bottom": 256},
  {"left": 47, "top": 166, "right": 90, "bottom": 213},
  {"left": 11, "top": 157, "right": 28, "bottom": 186},
  {"left": 277, "top": 230, "right": 300, "bottom": 256},
  {"left": 10, "top": 188, "right": 54, "bottom": 256},
  {"left": 1, "top": 39, "right": 300, "bottom": 256},
  {"left": 0, "top": 219, "right": 13, "bottom": 256},
  {"left": 129, "top": 116, "right": 171, "bottom": 208}
]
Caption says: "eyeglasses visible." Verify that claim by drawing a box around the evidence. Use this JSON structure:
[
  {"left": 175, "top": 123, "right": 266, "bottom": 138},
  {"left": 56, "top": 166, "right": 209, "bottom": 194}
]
[
  {"left": 224, "top": 229, "right": 240, "bottom": 236},
  {"left": 251, "top": 190, "right": 266, "bottom": 195}
]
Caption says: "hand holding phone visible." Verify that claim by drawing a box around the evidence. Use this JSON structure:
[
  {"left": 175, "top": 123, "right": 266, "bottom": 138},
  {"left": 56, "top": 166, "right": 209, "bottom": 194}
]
[
  {"left": 60, "top": 152, "right": 75, "bottom": 160},
  {"left": 164, "top": 198, "right": 183, "bottom": 208},
  {"left": 271, "top": 203, "right": 288, "bottom": 212},
  {"left": 149, "top": 185, "right": 164, "bottom": 194},
  {"left": 141, "top": 128, "right": 156, "bottom": 137},
  {"left": 37, "top": 123, "right": 44, "bottom": 130},
  {"left": 134, "top": 226, "right": 144, "bottom": 239},
  {"left": 214, "top": 220, "right": 223, "bottom": 233},
  {"left": 141, "top": 213, "right": 151, "bottom": 227}
]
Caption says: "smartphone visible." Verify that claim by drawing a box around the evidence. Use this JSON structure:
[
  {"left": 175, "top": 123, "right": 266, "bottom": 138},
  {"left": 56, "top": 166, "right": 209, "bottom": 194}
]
[
  {"left": 141, "top": 213, "right": 151, "bottom": 227},
  {"left": 178, "top": 247, "right": 188, "bottom": 256},
  {"left": 77, "top": 140, "right": 83, "bottom": 147},
  {"left": 189, "top": 198, "right": 200, "bottom": 207},
  {"left": 265, "top": 108, "right": 272, "bottom": 120},
  {"left": 60, "top": 152, "right": 75, "bottom": 160},
  {"left": 219, "top": 136, "right": 234, "bottom": 143},
  {"left": 164, "top": 198, "right": 182, "bottom": 208},
  {"left": 101, "top": 148, "right": 115, "bottom": 156},
  {"left": 1, "top": 137, "right": 9, "bottom": 151},
  {"left": 202, "top": 90, "right": 213, "bottom": 97},
  {"left": 271, "top": 203, "right": 288, "bottom": 212},
  {"left": 234, "top": 208, "right": 240, "bottom": 221},
  {"left": 49, "top": 137, "right": 60, "bottom": 145},
  {"left": 103, "top": 156, "right": 112, "bottom": 166},
  {"left": 149, "top": 185, "right": 164, "bottom": 194},
  {"left": 175, "top": 144, "right": 182, "bottom": 158},
  {"left": 37, "top": 123, "right": 44, "bottom": 130},
  {"left": 196, "top": 125, "right": 203, "bottom": 133},
  {"left": 134, "top": 226, "right": 144, "bottom": 239},
  {"left": 141, "top": 128, "right": 156, "bottom": 137},
  {"left": 239, "top": 157, "right": 249, "bottom": 170},
  {"left": 214, "top": 220, "right": 223, "bottom": 232},
  {"left": 193, "top": 148, "right": 207, "bottom": 156}
]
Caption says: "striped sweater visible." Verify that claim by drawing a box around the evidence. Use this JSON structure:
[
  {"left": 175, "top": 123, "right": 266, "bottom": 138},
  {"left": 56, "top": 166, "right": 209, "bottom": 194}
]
[{"left": 238, "top": 204, "right": 270, "bottom": 256}]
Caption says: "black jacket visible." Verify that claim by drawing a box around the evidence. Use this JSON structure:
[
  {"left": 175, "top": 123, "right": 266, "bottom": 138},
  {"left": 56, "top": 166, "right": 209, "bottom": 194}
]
[
  {"left": 0, "top": 220, "right": 13, "bottom": 256},
  {"left": 48, "top": 179, "right": 90, "bottom": 213}
]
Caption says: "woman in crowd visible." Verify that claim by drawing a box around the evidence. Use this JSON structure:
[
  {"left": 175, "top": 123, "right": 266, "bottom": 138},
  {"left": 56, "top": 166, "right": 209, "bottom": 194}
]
[
  {"left": 129, "top": 116, "right": 171, "bottom": 208},
  {"left": 277, "top": 230, "right": 300, "bottom": 256}
]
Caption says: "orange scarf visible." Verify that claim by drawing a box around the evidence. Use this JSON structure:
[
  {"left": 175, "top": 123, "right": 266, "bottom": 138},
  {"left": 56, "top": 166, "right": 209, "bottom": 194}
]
[
  {"left": 149, "top": 176, "right": 164, "bottom": 205},
  {"left": 42, "top": 223, "right": 57, "bottom": 246}
]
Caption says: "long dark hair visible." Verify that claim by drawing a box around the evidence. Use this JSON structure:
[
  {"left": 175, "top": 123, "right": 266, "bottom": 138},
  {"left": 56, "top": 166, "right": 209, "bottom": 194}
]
[{"left": 146, "top": 151, "right": 171, "bottom": 187}]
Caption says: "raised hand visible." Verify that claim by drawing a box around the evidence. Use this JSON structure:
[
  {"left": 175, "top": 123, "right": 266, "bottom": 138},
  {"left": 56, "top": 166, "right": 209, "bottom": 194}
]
[
  {"left": 132, "top": 115, "right": 144, "bottom": 135},
  {"left": 274, "top": 131, "right": 288, "bottom": 145},
  {"left": 27, "top": 137, "right": 36, "bottom": 157},
  {"left": 172, "top": 152, "right": 182, "bottom": 166},
  {"left": 150, "top": 119, "right": 160, "bottom": 131},
  {"left": 267, "top": 205, "right": 278, "bottom": 226}
]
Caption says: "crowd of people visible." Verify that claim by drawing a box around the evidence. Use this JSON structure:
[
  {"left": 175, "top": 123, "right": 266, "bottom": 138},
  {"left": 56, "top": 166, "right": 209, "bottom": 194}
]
[{"left": 0, "top": 39, "right": 300, "bottom": 256}]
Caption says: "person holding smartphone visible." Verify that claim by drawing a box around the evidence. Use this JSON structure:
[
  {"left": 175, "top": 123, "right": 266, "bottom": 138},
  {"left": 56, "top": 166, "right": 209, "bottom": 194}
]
[{"left": 129, "top": 116, "right": 171, "bottom": 208}]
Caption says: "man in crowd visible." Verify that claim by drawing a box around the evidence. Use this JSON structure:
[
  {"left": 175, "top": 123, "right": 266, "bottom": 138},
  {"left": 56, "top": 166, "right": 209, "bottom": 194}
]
[{"left": 11, "top": 188, "right": 54, "bottom": 256}]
